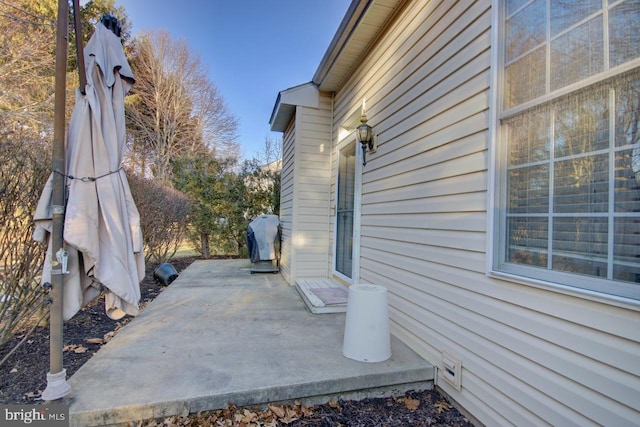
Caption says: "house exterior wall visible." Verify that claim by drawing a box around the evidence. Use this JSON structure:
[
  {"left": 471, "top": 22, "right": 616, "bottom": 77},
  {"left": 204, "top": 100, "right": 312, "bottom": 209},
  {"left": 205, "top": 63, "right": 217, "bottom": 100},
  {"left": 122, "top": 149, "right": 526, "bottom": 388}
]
[
  {"left": 293, "top": 99, "right": 333, "bottom": 281},
  {"left": 279, "top": 118, "right": 296, "bottom": 284},
  {"left": 279, "top": 95, "right": 333, "bottom": 285},
  {"left": 325, "top": 1, "right": 640, "bottom": 426}
]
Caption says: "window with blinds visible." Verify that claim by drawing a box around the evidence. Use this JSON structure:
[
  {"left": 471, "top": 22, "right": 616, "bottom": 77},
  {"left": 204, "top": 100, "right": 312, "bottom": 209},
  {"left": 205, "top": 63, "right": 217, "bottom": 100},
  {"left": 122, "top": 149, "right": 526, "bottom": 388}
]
[{"left": 496, "top": 0, "right": 640, "bottom": 299}]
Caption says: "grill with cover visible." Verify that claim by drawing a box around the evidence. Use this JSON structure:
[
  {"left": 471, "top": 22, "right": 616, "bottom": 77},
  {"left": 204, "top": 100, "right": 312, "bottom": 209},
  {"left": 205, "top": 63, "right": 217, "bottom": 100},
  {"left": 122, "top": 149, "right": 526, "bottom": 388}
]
[{"left": 246, "top": 215, "right": 280, "bottom": 273}]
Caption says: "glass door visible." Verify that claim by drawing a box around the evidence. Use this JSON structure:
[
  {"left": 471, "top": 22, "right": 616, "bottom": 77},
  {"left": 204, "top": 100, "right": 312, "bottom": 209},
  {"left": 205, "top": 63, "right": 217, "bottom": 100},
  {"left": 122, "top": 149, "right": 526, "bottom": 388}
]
[{"left": 335, "top": 141, "right": 356, "bottom": 278}]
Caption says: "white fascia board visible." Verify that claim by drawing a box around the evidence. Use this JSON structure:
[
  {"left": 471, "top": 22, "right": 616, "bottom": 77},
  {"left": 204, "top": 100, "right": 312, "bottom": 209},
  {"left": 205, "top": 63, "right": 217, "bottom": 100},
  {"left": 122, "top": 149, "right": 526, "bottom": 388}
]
[{"left": 269, "top": 82, "right": 319, "bottom": 132}]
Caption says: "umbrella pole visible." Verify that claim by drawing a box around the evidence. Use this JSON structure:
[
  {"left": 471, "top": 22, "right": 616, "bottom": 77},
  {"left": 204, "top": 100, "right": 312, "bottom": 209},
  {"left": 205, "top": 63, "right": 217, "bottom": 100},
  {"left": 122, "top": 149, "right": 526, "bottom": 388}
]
[
  {"left": 72, "top": 0, "right": 86, "bottom": 95},
  {"left": 42, "top": 0, "right": 71, "bottom": 401}
]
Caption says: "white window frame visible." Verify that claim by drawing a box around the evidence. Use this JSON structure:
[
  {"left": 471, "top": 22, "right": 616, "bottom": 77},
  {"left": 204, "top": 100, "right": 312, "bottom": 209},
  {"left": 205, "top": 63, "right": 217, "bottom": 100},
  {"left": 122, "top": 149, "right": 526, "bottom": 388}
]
[{"left": 487, "top": 0, "right": 640, "bottom": 306}]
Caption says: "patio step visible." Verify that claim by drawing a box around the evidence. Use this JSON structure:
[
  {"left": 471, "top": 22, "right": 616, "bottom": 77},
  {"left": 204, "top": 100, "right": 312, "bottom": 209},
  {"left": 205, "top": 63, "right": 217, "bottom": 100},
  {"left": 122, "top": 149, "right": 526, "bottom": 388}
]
[{"left": 295, "top": 277, "right": 349, "bottom": 313}]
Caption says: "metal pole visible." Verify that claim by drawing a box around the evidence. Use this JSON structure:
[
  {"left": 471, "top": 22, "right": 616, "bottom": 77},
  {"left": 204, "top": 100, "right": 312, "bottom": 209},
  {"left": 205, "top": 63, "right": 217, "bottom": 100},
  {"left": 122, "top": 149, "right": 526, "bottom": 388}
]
[
  {"left": 72, "top": 0, "right": 86, "bottom": 95},
  {"left": 41, "top": 0, "right": 71, "bottom": 401}
]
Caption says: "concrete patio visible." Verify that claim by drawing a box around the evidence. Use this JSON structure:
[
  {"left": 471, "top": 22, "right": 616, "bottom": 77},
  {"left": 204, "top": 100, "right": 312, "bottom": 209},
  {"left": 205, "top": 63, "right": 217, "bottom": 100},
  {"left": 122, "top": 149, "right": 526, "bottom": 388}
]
[{"left": 66, "top": 259, "right": 434, "bottom": 426}]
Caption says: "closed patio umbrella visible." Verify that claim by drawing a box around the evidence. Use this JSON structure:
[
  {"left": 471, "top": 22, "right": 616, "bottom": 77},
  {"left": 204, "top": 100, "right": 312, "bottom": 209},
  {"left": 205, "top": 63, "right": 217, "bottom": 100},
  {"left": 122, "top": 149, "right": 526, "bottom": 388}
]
[{"left": 33, "top": 22, "right": 144, "bottom": 322}]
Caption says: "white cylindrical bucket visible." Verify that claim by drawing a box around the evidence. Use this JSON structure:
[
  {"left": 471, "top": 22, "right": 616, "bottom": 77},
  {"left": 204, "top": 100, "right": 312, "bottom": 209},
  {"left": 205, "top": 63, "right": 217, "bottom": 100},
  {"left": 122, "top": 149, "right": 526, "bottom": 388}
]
[{"left": 342, "top": 284, "right": 391, "bottom": 362}]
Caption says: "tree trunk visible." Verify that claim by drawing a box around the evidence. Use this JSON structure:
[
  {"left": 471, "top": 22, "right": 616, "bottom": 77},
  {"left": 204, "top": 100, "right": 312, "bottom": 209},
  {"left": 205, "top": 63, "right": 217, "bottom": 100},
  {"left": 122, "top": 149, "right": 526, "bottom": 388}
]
[{"left": 201, "top": 232, "right": 210, "bottom": 259}]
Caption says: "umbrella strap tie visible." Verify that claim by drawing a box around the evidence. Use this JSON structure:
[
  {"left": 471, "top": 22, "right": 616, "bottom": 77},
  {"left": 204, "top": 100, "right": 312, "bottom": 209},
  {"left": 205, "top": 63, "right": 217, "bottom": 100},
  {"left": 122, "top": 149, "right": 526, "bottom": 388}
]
[{"left": 55, "top": 167, "right": 122, "bottom": 182}]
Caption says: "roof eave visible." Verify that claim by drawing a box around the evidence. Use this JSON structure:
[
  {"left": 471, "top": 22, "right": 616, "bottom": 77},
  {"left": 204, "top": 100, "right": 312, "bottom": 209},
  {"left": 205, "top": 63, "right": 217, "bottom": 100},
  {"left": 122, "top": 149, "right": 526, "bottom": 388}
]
[
  {"left": 312, "top": 0, "right": 406, "bottom": 93},
  {"left": 270, "top": 0, "right": 405, "bottom": 131},
  {"left": 269, "top": 82, "right": 319, "bottom": 132},
  {"left": 311, "top": 0, "right": 369, "bottom": 90}
]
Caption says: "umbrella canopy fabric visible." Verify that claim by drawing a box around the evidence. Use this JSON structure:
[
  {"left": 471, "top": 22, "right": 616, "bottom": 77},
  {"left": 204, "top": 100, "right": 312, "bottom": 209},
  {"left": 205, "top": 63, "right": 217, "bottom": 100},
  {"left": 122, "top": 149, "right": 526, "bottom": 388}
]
[{"left": 34, "top": 24, "right": 144, "bottom": 321}]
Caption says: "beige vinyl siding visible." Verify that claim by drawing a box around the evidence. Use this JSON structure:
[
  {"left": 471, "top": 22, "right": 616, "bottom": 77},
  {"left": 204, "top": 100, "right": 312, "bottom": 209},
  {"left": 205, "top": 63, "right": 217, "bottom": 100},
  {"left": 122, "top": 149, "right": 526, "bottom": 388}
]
[
  {"left": 288, "top": 96, "right": 333, "bottom": 282},
  {"left": 278, "top": 118, "right": 296, "bottom": 284},
  {"left": 327, "top": 0, "right": 640, "bottom": 426}
]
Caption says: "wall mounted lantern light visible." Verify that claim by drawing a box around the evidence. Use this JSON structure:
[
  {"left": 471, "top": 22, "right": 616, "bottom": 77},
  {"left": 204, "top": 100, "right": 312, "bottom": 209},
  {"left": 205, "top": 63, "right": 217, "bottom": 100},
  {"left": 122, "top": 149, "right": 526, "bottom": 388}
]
[{"left": 357, "top": 110, "right": 375, "bottom": 166}]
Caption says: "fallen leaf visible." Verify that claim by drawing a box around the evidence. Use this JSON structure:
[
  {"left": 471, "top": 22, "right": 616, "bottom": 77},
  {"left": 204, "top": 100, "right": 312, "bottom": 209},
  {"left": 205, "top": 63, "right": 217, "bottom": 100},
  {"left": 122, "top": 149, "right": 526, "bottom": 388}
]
[
  {"left": 74, "top": 345, "right": 88, "bottom": 354},
  {"left": 85, "top": 338, "right": 104, "bottom": 345},
  {"left": 103, "top": 331, "right": 116, "bottom": 342},
  {"left": 240, "top": 409, "right": 258, "bottom": 423},
  {"left": 435, "top": 400, "right": 451, "bottom": 413},
  {"left": 10, "top": 368, "right": 18, "bottom": 373},
  {"left": 300, "top": 404, "right": 313, "bottom": 417},
  {"left": 280, "top": 408, "right": 299, "bottom": 424},
  {"left": 268, "top": 404, "right": 286, "bottom": 418},
  {"left": 403, "top": 396, "right": 420, "bottom": 411}
]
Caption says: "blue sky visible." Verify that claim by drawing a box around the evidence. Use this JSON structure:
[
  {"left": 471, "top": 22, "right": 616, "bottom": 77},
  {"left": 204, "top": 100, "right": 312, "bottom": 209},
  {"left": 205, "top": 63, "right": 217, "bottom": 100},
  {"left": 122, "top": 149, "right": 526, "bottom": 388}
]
[{"left": 116, "top": 0, "right": 350, "bottom": 160}]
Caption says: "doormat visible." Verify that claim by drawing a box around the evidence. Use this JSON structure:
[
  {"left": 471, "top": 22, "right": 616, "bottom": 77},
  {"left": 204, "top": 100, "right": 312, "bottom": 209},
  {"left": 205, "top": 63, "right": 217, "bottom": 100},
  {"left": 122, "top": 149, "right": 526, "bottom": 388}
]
[
  {"left": 310, "top": 287, "right": 348, "bottom": 305},
  {"left": 295, "top": 278, "right": 348, "bottom": 314}
]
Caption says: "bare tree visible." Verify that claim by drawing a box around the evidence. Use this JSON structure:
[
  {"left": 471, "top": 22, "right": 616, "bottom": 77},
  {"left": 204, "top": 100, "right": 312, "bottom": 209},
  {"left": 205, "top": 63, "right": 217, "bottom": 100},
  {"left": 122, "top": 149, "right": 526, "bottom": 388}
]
[
  {"left": 255, "top": 134, "right": 283, "bottom": 165},
  {"left": 0, "top": 0, "right": 56, "bottom": 134},
  {"left": 125, "top": 30, "right": 239, "bottom": 183}
]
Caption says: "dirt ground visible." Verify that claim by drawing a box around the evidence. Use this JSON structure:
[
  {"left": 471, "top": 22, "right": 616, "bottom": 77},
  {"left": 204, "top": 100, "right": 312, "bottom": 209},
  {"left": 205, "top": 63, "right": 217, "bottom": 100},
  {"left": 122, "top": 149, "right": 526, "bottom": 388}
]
[{"left": 0, "top": 257, "right": 475, "bottom": 426}]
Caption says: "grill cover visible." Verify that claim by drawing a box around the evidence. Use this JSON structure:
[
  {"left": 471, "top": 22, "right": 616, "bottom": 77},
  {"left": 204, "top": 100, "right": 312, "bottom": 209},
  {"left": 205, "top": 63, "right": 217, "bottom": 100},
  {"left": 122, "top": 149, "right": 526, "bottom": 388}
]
[{"left": 247, "top": 215, "right": 280, "bottom": 263}]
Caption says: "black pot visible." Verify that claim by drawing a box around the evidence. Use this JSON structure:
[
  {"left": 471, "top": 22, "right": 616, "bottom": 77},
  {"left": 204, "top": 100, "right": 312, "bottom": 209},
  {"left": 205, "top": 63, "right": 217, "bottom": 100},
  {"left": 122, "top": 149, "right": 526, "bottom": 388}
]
[{"left": 153, "top": 263, "right": 179, "bottom": 285}]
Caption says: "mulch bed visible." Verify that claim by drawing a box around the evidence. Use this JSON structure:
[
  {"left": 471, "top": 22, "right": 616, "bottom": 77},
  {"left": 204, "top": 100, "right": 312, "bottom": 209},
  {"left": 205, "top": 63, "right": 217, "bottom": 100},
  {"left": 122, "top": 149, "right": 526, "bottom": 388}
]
[{"left": 0, "top": 256, "right": 474, "bottom": 426}]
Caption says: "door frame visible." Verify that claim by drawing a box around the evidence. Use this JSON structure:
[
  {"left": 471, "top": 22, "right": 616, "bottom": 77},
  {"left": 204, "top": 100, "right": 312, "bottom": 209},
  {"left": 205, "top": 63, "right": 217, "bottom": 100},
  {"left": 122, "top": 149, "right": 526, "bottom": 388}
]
[{"left": 332, "top": 132, "right": 363, "bottom": 284}]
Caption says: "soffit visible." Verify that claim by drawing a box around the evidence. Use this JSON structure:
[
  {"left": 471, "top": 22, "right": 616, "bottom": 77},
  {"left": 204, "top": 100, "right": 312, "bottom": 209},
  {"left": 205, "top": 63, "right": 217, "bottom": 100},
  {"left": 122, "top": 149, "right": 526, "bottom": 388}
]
[{"left": 312, "top": 0, "right": 405, "bottom": 93}]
